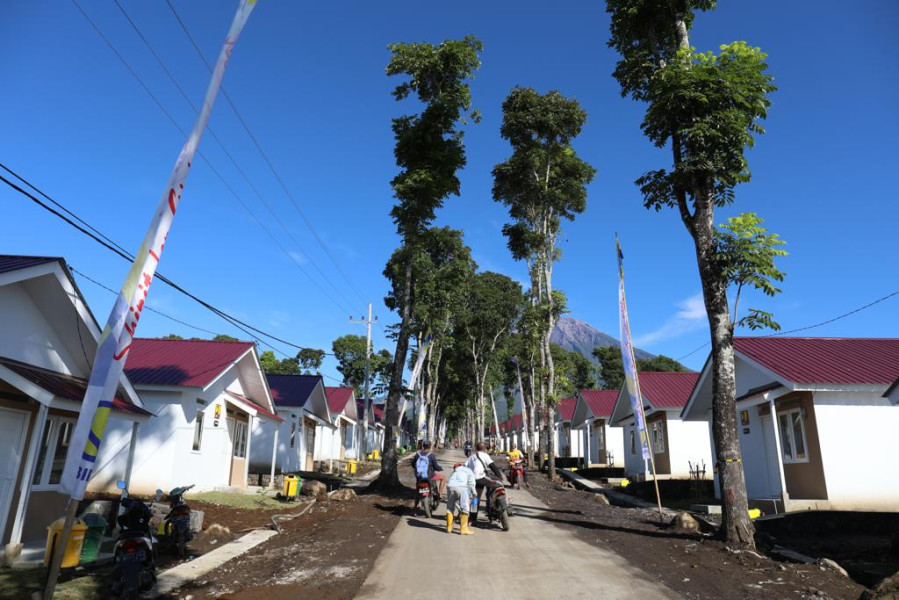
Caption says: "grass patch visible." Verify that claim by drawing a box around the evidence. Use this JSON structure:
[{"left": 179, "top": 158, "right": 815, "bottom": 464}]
[
  {"left": 188, "top": 491, "right": 286, "bottom": 510},
  {"left": 0, "top": 566, "right": 110, "bottom": 600}
]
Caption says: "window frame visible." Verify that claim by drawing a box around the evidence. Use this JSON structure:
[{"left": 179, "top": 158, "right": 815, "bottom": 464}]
[
  {"left": 192, "top": 408, "right": 205, "bottom": 453},
  {"left": 651, "top": 420, "right": 665, "bottom": 454},
  {"left": 231, "top": 420, "right": 248, "bottom": 458},
  {"left": 31, "top": 415, "right": 77, "bottom": 491},
  {"left": 289, "top": 422, "right": 296, "bottom": 449},
  {"left": 778, "top": 408, "right": 809, "bottom": 464},
  {"left": 629, "top": 429, "right": 636, "bottom": 455}
]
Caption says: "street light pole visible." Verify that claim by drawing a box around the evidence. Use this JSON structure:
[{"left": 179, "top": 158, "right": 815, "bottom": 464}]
[{"left": 350, "top": 304, "right": 376, "bottom": 458}]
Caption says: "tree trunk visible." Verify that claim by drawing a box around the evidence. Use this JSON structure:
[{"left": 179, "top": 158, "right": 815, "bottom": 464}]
[
  {"left": 690, "top": 195, "right": 756, "bottom": 549},
  {"left": 375, "top": 252, "right": 413, "bottom": 491}
]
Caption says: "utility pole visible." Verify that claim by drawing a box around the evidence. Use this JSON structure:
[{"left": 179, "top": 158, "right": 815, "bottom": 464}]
[{"left": 350, "top": 304, "right": 377, "bottom": 458}]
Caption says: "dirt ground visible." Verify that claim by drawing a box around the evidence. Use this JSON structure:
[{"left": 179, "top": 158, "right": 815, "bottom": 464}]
[{"left": 523, "top": 463, "right": 867, "bottom": 600}]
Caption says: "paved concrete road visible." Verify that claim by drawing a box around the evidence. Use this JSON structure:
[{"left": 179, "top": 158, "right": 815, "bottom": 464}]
[{"left": 357, "top": 449, "right": 678, "bottom": 600}]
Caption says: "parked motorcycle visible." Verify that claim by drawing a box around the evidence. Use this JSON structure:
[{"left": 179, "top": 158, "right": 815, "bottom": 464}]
[
  {"left": 111, "top": 481, "right": 159, "bottom": 599},
  {"left": 415, "top": 478, "right": 441, "bottom": 519},
  {"left": 162, "top": 484, "right": 195, "bottom": 558},
  {"left": 481, "top": 477, "right": 511, "bottom": 531},
  {"left": 508, "top": 458, "right": 525, "bottom": 490}
]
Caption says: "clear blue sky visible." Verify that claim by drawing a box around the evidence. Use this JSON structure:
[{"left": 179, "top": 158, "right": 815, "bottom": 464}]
[{"left": 2, "top": 1, "right": 897, "bottom": 383}]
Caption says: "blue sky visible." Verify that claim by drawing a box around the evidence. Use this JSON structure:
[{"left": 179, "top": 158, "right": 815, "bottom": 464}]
[{"left": 2, "top": 0, "right": 897, "bottom": 384}]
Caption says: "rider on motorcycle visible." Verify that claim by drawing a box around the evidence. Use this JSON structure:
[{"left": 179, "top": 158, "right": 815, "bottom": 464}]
[
  {"left": 463, "top": 440, "right": 472, "bottom": 457},
  {"left": 466, "top": 442, "right": 504, "bottom": 526},
  {"left": 412, "top": 441, "right": 445, "bottom": 496},
  {"left": 507, "top": 442, "right": 529, "bottom": 488}
]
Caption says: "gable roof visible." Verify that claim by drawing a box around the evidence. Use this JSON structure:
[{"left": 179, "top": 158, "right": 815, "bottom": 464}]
[
  {"left": 325, "top": 386, "right": 354, "bottom": 414},
  {"left": 124, "top": 338, "right": 254, "bottom": 388},
  {"left": 734, "top": 337, "right": 899, "bottom": 386},
  {"left": 0, "top": 255, "right": 60, "bottom": 275},
  {"left": 267, "top": 374, "right": 323, "bottom": 409},
  {"left": 0, "top": 355, "right": 150, "bottom": 417},
  {"left": 556, "top": 397, "right": 577, "bottom": 422},
  {"left": 580, "top": 389, "right": 618, "bottom": 418},
  {"left": 639, "top": 372, "right": 700, "bottom": 409}
]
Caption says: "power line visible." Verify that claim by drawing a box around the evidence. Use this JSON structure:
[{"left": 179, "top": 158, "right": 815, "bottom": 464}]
[
  {"left": 0, "top": 166, "right": 334, "bottom": 357},
  {"left": 674, "top": 289, "right": 899, "bottom": 361},
  {"left": 163, "top": 0, "right": 369, "bottom": 307},
  {"left": 69, "top": 0, "right": 359, "bottom": 317},
  {"left": 108, "top": 0, "right": 362, "bottom": 316}
]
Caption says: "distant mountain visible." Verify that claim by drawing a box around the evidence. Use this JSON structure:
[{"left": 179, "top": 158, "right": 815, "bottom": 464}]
[{"left": 551, "top": 316, "right": 654, "bottom": 363}]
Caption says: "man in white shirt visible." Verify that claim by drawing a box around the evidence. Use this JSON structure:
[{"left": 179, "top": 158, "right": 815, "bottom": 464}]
[{"left": 465, "top": 442, "right": 504, "bottom": 525}]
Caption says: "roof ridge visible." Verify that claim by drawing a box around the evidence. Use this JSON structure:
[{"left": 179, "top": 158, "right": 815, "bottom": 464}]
[
  {"left": 136, "top": 337, "right": 254, "bottom": 345},
  {"left": 736, "top": 336, "right": 899, "bottom": 341}
]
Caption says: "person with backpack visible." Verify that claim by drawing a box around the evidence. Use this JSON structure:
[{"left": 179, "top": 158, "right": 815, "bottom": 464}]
[
  {"left": 465, "top": 442, "right": 504, "bottom": 526},
  {"left": 445, "top": 462, "right": 476, "bottom": 535},
  {"left": 412, "top": 441, "right": 445, "bottom": 496}
]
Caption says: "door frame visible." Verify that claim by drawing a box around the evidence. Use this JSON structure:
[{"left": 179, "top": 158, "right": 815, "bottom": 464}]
[{"left": 0, "top": 406, "right": 29, "bottom": 542}]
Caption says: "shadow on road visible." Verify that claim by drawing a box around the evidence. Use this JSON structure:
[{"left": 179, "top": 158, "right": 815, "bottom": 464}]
[
  {"left": 513, "top": 509, "right": 704, "bottom": 542},
  {"left": 405, "top": 517, "right": 446, "bottom": 533}
]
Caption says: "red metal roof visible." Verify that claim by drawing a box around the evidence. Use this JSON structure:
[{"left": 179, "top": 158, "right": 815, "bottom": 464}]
[
  {"left": 509, "top": 413, "right": 523, "bottom": 430},
  {"left": 557, "top": 397, "right": 577, "bottom": 422},
  {"left": 579, "top": 389, "right": 618, "bottom": 417},
  {"left": 372, "top": 403, "right": 385, "bottom": 424},
  {"left": 0, "top": 255, "right": 60, "bottom": 275},
  {"left": 639, "top": 372, "right": 701, "bottom": 409},
  {"left": 735, "top": 337, "right": 899, "bottom": 386},
  {"left": 124, "top": 338, "right": 253, "bottom": 388},
  {"left": 325, "top": 386, "right": 354, "bottom": 414},
  {"left": 0, "top": 355, "right": 150, "bottom": 417},
  {"left": 225, "top": 390, "right": 282, "bottom": 423}
]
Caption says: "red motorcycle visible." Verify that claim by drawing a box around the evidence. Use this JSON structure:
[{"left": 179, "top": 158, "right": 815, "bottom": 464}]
[
  {"left": 508, "top": 459, "right": 525, "bottom": 489},
  {"left": 415, "top": 478, "right": 440, "bottom": 518}
]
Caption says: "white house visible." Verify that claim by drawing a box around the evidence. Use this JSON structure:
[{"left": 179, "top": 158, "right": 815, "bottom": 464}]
[
  {"left": 570, "top": 389, "right": 624, "bottom": 468},
  {"left": 91, "top": 338, "right": 282, "bottom": 495},
  {"left": 0, "top": 256, "right": 150, "bottom": 560},
  {"left": 611, "top": 371, "right": 710, "bottom": 480},
  {"left": 360, "top": 400, "right": 385, "bottom": 458},
  {"left": 554, "top": 397, "right": 584, "bottom": 458},
  {"left": 323, "top": 386, "right": 359, "bottom": 461},
  {"left": 261, "top": 374, "right": 333, "bottom": 472},
  {"left": 681, "top": 337, "right": 899, "bottom": 513}
]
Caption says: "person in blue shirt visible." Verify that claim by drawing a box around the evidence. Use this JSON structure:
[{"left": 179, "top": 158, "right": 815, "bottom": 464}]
[
  {"left": 445, "top": 463, "right": 476, "bottom": 535},
  {"left": 411, "top": 441, "right": 445, "bottom": 496}
]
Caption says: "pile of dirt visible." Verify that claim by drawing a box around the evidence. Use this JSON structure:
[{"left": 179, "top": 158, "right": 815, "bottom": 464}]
[
  {"left": 163, "top": 491, "right": 402, "bottom": 599},
  {"left": 526, "top": 470, "right": 865, "bottom": 600}
]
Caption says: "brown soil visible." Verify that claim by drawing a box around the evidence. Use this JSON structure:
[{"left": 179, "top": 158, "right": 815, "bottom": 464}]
[
  {"left": 525, "top": 466, "right": 866, "bottom": 600},
  {"left": 162, "top": 491, "right": 406, "bottom": 599}
]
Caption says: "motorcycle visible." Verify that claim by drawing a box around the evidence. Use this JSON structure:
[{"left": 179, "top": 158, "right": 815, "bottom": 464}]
[
  {"left": 163, "top": 484, "right": 195, "bottom": 558},
  {"left": 480, "top": 477, "right": 511, "bottom": 532},
  {"left": 415, "top": 478, "right": 441, "bottom": 518},
  {"left": 111, "top": 481, "right": 159, "bottom": 599},
  {"left": 508, "top": 459, "right": 525, "bottom": 490}
]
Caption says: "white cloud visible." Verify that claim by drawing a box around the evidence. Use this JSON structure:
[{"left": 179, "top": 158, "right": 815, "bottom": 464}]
[
  {"left": 287, "top": 251, "right": 308, "bottom": 265},
  {"left": 633, "top": 293, "right": 707, "bottom": 346}
]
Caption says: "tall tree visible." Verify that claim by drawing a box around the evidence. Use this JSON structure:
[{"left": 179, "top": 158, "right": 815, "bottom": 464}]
[
  {"left": 593, "top": 346, "right": 687, "bottom": 390},
  {"left": 212, "top": 334, "right": 239, "bottom": 342},
  {"left": 161, "top": 333, "right": 183, "bottom": 340},
  {"left": 297, "top": 348, "right": 326, "bottom": 375},
  {"left": 493, "top": 87, "right": 596, "bottom": 479},
  {"left": 376, "top": 36, "right": 482, "bottom": 490},
  {"left": 259, "top": 350, "right": 300, "bottom": 375},
  {"left": 606, "top": 0, "right": 779, "bottom": 547},
  {"left": 551, "top": 344, "right": 597, "bottom": 397}
]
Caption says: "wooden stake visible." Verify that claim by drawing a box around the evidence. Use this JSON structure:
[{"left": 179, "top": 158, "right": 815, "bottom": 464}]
[{"left": 43, "top": 500, "right": 78, "bottom": 600}]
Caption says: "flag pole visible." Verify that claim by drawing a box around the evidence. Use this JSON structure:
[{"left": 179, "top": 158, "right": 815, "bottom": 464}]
[
  {"left": 616, "top": 235, "right": 664, "bottom": 523},
  {"left": 41, "top": 3, "right": 256, "bottom": 598}
]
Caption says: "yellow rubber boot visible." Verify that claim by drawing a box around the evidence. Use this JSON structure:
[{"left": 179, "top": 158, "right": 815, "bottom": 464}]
[
  {"left": 460, "top": 513, "right": 474, "bottom": 535},
  {"left": 445, "top": 512, "right": 454, "bottom": 534}
]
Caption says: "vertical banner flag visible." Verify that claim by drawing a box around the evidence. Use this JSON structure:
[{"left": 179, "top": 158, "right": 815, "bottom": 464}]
[
  {"left": 399, "top": 334, "right": 432, "bottom": 427},
  {"left": 60, "top": 0, "right": 257, "bottom": 500},
  {"left": 617, "top": 236, "right": 651, "bottom": 461}
]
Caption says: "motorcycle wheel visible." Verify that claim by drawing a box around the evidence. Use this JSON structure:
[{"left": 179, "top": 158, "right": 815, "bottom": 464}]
[
  {"left": 500, "top": 509, "right": 510, "bottom": 532},
  {"left": 178, "top": 533, "right": 187, "bottom": 559},
  {"left": 423, "top": 496, "right": 432, "bottom": 519}
]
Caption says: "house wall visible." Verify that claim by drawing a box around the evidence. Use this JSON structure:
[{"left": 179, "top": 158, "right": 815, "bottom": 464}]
[
  {"left": 604, "top": 424, "right": 625, "bottom": 468},
  {"left": 621, "top": 419, "right": 647, "bottom": 477},
  {"left": 91, "top": 389, "right": 233, "bottom": 495},
  {"left": 736, "top": 402, "right": 781, "bottom": 500},
  {"left": 759, "top": 393, "right": 827, "bottom": 499},
  {"left": 0, "top": 285, "right": 79, "bottom": 375},
  {"left": 813, "top": 391, "right": 899, "bottom": 510},
  {"left": 666, "top": 415, "right": 714, "bottom": 479},
  {"left": 646, "top": 412, "right": 671, "bottom": 475},
  {"left": 248, "top": 410, "right": 302, "bottom": 474}
]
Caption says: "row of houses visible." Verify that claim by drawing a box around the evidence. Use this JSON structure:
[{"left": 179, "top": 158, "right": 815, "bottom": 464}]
[
  {"left": 495, "top": 339, "right": 899, "bottom": 514},
  {"left": 0, "top": 255, "right": 386, "bottom": 560}
]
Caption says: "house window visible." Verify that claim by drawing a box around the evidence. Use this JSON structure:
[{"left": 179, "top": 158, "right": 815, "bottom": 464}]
[
  {"left": 778, "top": 409, "right": 808, "bottom": 463},
  {"left": 651, "top": 421, "right": 665, "bottom": 454},
  {"left": 629, "top": 430, "right": 636, "bottom": 455},
  {"left": 231, "top": 420, "right": 248, "bottom": 458},
  {"left": 32, "top": 416, "right": 75, "bottom": 488},
  {"left": 192, "top": 409, "right": 205, "bottom": 452},
  {"left": 290, "top": 422, "right": 296, "bottom": 449},
  {"left": 596, "top": 423, "right": 605, "bottom": 452}
]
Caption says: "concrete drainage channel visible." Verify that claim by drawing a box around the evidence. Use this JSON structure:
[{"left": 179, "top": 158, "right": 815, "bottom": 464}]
[{"left": 152, "top": 469, "right": 380, "bottom": 597}]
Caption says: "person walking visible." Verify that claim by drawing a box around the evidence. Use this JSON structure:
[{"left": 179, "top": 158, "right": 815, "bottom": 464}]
[
  {"left": 466, "top": 442, "right": 504, "bottom": 525},
  {"left": 445, "top": 463, "right": 476, "bottom": 535}
]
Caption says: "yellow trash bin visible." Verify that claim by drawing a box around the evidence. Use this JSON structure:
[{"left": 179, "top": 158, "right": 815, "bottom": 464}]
[
  {"left": 283, "top": 474, "right": 300, "bottom": 500},
  {"left": 44, "top": 518, "right": 87, "bottom": 568},
  {"left": 347, "top": 460, "right": 358, "bottom": 475},
  {"left": 371, "top": 449, "right": 380, "bottom": 461}
]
